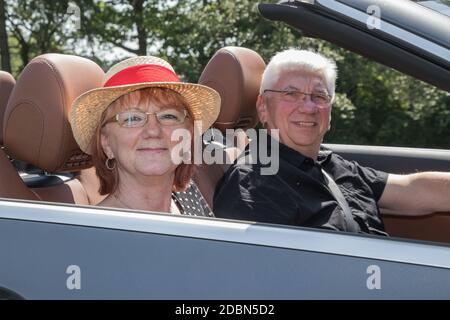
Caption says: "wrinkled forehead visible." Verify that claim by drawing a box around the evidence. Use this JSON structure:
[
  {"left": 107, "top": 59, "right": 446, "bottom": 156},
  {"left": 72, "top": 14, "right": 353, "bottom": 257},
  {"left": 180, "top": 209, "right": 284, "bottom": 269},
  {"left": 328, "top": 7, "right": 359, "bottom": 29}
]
[{"left": 275, "top": 70, "right": 327, "bottom": 92}]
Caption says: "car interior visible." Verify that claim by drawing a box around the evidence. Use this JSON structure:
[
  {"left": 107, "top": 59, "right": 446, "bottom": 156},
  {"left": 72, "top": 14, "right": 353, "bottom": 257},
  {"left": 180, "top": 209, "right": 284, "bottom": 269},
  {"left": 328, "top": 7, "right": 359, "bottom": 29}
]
[
  {"left": 194, "top": 46, "right": 266, "bottom": 206},
  {"left": 0, "top": 71, "right": 15, "bottom": 143},
  {"left": 1, "top": 45, "right": 449, "bottom": 245}
]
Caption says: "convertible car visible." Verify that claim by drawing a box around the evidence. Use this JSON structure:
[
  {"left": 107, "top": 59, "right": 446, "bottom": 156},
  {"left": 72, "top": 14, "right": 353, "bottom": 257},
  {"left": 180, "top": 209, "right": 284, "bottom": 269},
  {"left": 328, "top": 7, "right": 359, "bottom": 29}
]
[{"left": 0, "top": 0, "right": 449, "bottom": 299}]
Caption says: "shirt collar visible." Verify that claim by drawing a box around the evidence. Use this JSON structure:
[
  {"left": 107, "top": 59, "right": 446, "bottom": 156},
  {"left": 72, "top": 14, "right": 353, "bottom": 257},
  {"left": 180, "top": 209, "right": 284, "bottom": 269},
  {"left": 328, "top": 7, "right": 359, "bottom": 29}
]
[
  {"left": 318, "top": 146, "right": 333, "bottom": 165},
  {"left": 264, "top": 133, "right": 333, "bottom": 167}
]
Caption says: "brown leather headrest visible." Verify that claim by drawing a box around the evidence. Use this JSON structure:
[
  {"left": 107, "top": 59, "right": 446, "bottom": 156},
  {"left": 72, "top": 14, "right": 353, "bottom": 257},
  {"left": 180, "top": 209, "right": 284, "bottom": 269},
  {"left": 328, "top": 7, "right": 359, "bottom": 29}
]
[
  {"left": 3, "top": 54, "right": 105, "bottom": 172},
  {"left": 0, "top": 71, "right": 15, "bottom": 145},
  {"left": 198, "top": 46, "right": 266, "bottom": 132}
]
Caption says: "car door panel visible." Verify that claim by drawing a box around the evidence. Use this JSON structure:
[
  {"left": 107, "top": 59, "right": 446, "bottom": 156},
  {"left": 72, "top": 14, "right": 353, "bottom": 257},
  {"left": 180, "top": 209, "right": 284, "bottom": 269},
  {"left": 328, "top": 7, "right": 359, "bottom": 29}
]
[{"left": 0, "top": 201, "right": 450, "bottom": 299}]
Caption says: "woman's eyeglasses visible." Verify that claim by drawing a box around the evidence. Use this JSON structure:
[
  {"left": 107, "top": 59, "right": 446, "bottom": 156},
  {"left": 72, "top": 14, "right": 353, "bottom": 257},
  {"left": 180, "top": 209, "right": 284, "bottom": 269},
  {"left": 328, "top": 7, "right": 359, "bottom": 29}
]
[{"left": 104, "top": 108, "right": 188, "bottom": 128}]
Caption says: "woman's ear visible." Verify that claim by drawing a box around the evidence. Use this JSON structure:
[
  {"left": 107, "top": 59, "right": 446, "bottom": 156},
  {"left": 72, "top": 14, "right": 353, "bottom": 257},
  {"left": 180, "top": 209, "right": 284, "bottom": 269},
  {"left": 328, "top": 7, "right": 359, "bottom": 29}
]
[
  {"left": 256, "top": 94, "right": 267, "bottom": 125},
  {"left": 100, "top": 130, "right": 114, "bottom": 159}
]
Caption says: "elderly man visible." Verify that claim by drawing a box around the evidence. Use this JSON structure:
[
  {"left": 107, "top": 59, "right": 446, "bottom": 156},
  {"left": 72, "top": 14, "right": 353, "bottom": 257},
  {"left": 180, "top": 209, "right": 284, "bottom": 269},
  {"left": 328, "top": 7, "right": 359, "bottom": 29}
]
[{"left": 213, "top": 49, "right": 450, "bottom": 235}]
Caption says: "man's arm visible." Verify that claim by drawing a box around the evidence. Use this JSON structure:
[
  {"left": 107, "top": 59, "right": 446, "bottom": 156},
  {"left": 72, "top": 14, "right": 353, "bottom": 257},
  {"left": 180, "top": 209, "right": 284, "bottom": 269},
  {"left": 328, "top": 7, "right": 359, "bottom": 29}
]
[{"left": 378, "top": 172, "right": 450, "bottom": 216}]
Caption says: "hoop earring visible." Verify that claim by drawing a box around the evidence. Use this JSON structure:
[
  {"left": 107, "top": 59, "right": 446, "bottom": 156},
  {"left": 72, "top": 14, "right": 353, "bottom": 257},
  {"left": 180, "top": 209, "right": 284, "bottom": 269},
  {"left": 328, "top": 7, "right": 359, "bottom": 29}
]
[{"left": 105, "top": 157, "right": 116, "bottom": 170}]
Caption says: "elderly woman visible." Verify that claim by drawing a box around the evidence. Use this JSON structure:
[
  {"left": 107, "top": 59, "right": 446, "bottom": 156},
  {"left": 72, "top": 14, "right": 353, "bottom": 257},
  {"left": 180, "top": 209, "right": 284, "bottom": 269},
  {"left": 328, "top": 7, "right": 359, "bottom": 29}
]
[{"left": 70, "top": 56, "right": 220, "bottom": 215}]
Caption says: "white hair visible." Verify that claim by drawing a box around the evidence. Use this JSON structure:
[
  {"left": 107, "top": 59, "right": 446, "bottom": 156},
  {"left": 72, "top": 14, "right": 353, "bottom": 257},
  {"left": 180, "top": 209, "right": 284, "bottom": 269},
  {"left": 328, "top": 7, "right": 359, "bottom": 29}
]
[{"left": 260, "top": 49, "right": 337, "bottom": 102}]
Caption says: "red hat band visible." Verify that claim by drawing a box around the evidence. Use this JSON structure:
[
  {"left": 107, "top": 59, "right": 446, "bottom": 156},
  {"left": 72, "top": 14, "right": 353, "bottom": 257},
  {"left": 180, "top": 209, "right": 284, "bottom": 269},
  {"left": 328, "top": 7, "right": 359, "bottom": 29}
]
[{"left": 103, "top": 64, "right": 180, "bottom": 87}]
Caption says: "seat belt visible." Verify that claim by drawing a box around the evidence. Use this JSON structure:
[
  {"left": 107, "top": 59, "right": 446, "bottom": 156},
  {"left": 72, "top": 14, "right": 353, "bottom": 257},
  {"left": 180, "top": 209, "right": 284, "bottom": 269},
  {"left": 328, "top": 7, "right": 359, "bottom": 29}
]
[{"left": 321, "top": 169, "right": 360, "bottom": 233}]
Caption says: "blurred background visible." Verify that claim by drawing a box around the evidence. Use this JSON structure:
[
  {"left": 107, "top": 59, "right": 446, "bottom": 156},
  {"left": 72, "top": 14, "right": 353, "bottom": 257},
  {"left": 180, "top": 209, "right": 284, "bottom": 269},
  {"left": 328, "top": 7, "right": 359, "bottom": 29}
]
[{"left": 1, "top": 0, "right": 449, "bottom": 148}]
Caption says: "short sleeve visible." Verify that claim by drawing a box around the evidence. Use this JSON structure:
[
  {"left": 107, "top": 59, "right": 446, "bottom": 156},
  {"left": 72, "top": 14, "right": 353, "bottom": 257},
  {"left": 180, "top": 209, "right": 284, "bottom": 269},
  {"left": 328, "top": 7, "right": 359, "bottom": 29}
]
[{"left": 352, "top": 162, "right": 389, "bottom": 202}]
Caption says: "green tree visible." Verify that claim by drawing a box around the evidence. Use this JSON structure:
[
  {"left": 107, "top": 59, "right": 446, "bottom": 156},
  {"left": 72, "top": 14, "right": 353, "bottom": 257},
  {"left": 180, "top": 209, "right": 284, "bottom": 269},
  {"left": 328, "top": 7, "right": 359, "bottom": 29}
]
[
  {"left": 157, "top": 0, "right": 307, "bottom": 82},
  {"left": 4, "top": 0, "right": 77, "bottom": 74},
  {"left": 328, "top": 53, "right": 450, "bottom": 148},
  {"left": 73, "top": 0, "right": 166, "bottom": 69},
  {"left": 0, "top": 0, "right": 11, "bottom": 72}
]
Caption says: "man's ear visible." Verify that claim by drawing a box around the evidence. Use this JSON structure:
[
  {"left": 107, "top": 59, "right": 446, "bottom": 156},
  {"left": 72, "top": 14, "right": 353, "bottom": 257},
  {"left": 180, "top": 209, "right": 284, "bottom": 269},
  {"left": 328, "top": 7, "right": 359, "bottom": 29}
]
[
  {"left": 327, "top": 105, "right": 332, "bottom": 131},
  {"left": 256, "top": 94, "right": 267, "bottom": 125},
  {"left": 100, "top": 130, "right": 114, "bottom": 159}
]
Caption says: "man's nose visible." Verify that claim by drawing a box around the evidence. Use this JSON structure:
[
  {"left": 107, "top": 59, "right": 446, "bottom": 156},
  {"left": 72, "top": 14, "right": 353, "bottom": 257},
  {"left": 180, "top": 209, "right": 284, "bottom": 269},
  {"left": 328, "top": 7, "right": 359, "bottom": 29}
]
[{"left": 296, "top": 96, "right": 318, "bottom": 113}]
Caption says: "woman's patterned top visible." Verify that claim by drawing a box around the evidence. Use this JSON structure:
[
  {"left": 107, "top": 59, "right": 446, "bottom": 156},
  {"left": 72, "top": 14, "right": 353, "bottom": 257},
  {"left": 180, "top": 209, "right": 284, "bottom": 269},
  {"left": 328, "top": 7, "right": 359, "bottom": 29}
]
[{"left": 172, "top": 182, "right": 214, "bottom": 217}]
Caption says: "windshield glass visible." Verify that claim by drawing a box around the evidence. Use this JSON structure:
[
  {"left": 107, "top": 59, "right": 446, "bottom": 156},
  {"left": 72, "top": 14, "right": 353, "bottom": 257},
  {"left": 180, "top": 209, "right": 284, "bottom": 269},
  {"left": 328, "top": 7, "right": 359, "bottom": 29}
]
[{"left": 413, "top": 0, "right": 450, "bottom": 16}]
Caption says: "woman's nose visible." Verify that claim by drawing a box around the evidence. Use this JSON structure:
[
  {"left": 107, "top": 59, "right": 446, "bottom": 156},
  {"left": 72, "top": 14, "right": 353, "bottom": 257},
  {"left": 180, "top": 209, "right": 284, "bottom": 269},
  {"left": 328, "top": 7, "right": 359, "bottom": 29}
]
[{"left": 141, "top": 114, "right": 162, "bottom": 137}]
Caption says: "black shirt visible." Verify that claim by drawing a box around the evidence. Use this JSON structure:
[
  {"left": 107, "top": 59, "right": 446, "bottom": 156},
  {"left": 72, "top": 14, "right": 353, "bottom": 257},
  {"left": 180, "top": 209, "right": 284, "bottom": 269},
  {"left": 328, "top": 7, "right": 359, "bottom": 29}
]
[{"left": 213, "top": 135, "right": 388, "bottom": 235}]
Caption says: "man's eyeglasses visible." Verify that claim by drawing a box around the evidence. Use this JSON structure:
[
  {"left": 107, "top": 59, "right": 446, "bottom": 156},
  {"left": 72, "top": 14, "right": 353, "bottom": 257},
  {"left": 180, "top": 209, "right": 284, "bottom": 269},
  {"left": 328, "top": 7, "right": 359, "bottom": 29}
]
[
  {"left": 264, "top": 89, "right": 331, "bottom": 105},
  {"left": 103, "top": 108, "right": 188, "bottom": 128}
]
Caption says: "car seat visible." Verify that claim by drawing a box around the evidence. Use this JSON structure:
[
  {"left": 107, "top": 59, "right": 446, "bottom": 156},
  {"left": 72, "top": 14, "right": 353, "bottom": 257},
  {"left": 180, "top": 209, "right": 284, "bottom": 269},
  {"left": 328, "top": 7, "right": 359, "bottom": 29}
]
[
  {"left": 193, "top": 46, "right": 266, "bottom": 207},
  {"left": 0, "top": 71, "right": 15, "bottom": 146},
  {"left": 1, "top": 54, "right": 105, "bottom": 205}
]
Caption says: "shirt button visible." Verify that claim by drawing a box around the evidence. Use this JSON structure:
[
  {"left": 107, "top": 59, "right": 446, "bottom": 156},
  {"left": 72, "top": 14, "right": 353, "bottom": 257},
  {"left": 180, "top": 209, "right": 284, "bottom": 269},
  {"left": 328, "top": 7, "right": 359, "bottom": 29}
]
[{"left": 296, "top": 181, "right": 301, "bottom": 187}]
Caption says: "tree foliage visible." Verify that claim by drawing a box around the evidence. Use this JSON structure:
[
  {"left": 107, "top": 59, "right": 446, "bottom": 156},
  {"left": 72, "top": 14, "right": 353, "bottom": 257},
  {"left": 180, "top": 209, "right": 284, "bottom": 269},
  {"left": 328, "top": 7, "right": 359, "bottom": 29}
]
[{"left": 3, "top": 0, "right": 76, "bottom": 73}]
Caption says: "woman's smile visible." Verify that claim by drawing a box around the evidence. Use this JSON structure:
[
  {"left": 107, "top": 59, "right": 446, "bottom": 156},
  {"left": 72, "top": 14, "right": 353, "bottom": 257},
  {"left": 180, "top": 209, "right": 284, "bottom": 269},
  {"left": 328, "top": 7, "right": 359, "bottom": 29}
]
[{"left": 136, "top": 147, "right": 168, "bottom": 153}]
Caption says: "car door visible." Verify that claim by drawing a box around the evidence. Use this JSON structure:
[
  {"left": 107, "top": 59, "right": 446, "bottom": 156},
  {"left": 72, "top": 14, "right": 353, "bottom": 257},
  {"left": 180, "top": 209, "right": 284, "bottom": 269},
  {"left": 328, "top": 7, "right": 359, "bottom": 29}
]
[{"left": 1, "top": 198, "right": 450, "bottom": 299}]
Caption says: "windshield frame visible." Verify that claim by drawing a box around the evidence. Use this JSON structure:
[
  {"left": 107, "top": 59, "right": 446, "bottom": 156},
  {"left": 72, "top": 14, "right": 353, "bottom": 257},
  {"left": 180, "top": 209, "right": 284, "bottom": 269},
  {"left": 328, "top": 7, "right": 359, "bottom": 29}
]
[{"left": 413, "top": 0, "right": 450, "bottom": 16}]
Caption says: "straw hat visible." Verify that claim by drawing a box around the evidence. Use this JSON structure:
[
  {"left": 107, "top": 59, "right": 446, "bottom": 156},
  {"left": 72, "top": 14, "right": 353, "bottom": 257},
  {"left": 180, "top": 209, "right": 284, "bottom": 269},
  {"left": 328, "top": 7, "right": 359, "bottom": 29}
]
[{"left": 70, "top": 56, "right": 221, "bottom": 155}]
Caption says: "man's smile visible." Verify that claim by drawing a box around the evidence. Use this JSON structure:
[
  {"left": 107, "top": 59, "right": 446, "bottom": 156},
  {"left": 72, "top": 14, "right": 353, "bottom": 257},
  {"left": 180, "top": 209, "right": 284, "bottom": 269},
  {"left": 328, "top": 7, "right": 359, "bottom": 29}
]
[{"left": 291, "top": 121, "right": 317, "bottom": 127}]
